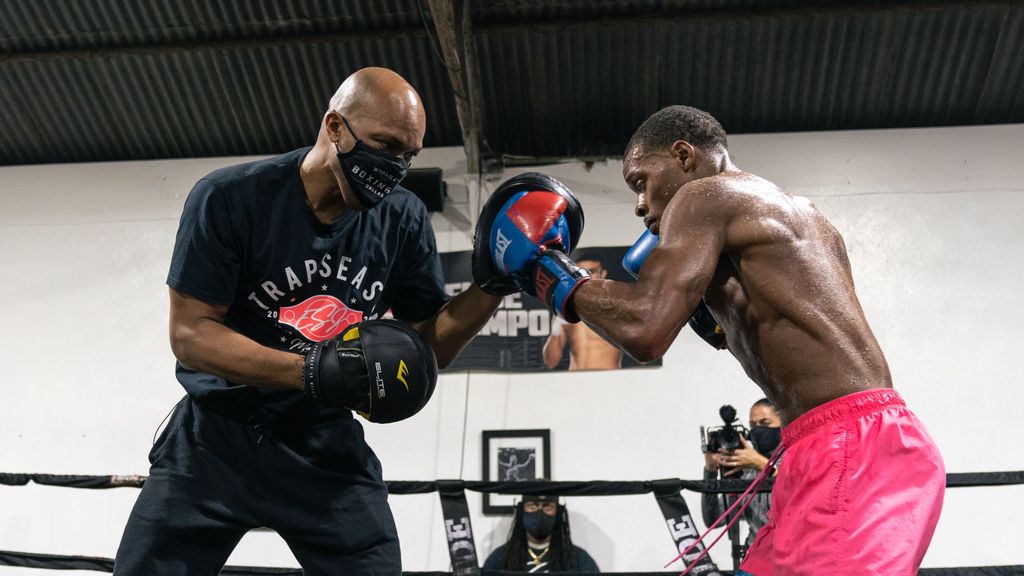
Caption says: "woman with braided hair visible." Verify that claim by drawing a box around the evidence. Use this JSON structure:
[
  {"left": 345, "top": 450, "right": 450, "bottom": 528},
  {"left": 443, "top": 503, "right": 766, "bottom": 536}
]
[{"left": 483, "top": 495, "right": 599, "bottom": 573}]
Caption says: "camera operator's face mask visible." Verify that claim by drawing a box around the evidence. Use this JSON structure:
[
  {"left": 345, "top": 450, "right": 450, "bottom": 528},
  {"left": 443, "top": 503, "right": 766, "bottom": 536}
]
[
  {"left": 749, "top": 426, "right": 782, "bottom": 456},
  {"left": 334, "top": 116, "right": 408, "bottom": 209}
]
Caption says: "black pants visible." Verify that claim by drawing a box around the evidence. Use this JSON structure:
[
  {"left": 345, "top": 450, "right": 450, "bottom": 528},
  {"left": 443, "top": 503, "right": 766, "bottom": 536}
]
[{"left": 113, "top": 397, "right": 401, "bottom": 575}]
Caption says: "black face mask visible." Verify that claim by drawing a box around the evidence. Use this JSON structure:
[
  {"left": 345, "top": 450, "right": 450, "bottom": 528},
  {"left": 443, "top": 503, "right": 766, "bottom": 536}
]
[
  {"left": 749, "top": 426, "right": 782, "bottom": 457},
  {"left": 522, "top": 510, "right": 557, "bottom": 540},
  {"left": 335, "top": 116, "right": 408, "bottom": 209}
]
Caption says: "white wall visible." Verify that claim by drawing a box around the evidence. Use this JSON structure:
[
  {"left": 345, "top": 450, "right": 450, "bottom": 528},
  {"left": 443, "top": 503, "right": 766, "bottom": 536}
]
[{"left": 1, "top": 124, "right": 1023, "bottom": 574}]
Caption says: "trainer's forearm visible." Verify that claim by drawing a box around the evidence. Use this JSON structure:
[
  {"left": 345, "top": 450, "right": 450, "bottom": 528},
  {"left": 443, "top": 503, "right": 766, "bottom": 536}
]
[
  {"left": 171, "top": 318, "right": 303, "bottom": 390},
  {"left": 415, "top": 285, "right": 502, "bottom": 368}
]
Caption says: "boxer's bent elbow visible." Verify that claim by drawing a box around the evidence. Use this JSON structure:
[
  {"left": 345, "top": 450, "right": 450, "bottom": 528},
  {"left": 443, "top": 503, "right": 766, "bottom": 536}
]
[
  {"left": 617, "top": 330, "right": 671, "bottom": 364},
  {"left": 624, "top": 342, "right": 669, "bottom": 364}
]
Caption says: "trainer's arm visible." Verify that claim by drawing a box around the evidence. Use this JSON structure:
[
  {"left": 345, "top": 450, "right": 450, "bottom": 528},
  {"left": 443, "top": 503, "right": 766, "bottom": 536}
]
[
  {"left": 169, "top": 288, "right": 303, "bottom": 390},
  {"left": 572, "top": 188, "right": 729, "bottom": 362},
  {"left": 412, "top": 285, "right": 502, "bottom": 369}
]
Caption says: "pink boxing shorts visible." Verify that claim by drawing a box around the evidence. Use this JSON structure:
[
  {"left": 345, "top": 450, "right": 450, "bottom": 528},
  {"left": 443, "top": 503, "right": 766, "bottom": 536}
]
[{"left": 739, "top": 388, "right": 945, "bottom": 576}]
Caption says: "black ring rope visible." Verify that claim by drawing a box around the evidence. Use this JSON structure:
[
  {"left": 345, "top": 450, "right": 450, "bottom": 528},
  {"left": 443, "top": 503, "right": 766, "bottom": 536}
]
[
  {"left": 0, "top": 550, "right": 1021, "bottom": 576},
  {"left": 3, "top": 472, "right": 1022, "bottom": 575},
  {"left": 2, "top": 471, "right": 1023, "bottom": 494}
]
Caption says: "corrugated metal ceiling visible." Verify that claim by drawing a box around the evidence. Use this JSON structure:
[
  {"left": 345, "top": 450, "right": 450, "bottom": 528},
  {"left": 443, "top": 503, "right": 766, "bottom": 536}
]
[
  {"left": 473, "top": 1, "right": 1024, "bottom": 160},
  {"left": 0, "top": 0, "right": 1021, "bottom": 167}
]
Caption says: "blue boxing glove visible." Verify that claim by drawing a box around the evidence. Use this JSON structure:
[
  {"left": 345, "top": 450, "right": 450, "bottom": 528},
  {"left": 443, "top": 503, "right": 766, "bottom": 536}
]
[
  {"left": 491, "top": 191, "right": 574, "bottom": 276},
  {"left": 622, "top": 230, "right": 728, "bottom": 350},
  {"left": 472, "top": 173, "right": 584, "bottom": 295},
  {"left": 622, "top": 229, "right": 659, "bottom": 279},
  {"left": 533, "top": 249, "right": 591, "bottom": 322}
]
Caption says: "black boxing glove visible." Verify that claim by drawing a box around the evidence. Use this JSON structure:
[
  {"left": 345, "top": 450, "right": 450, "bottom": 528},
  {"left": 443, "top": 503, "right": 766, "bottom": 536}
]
[
  {"left": 689, "top": 301, "right": 727, "bottom": 350},
  {"left": 302, "top": 320, "right": 438, "bottom": 423},
  {"left": 623, "top": 230, "right": 727, "bottom": 350}
]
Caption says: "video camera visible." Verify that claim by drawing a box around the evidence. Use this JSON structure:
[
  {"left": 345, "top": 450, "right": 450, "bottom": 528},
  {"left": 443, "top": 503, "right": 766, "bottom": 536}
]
[{"left": 701, "top": 404, "right": 749, "bottom": 453}]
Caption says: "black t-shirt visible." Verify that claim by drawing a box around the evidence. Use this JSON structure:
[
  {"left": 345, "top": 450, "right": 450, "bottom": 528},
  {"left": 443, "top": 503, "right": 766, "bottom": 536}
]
[{"left": 167, "top": 147, "right": 448, "bottom": 421}]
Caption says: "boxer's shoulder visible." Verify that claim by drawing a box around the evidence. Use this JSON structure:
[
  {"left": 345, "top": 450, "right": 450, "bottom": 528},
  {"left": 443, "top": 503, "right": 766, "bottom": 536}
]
[
  {"left": 664, "top": 172, "right": 771, "bottom": 228},
  {"left": 679, "top": 170, "right": 784, "bottom": 206},
  {"left": 665, "top": 172, "right": 814, "bottom": 252}
]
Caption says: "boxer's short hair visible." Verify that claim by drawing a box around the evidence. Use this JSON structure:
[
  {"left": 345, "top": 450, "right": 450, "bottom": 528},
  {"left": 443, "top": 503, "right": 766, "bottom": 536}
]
[{"left": 627, "top": 105, "right": 727, "bottom": 154}]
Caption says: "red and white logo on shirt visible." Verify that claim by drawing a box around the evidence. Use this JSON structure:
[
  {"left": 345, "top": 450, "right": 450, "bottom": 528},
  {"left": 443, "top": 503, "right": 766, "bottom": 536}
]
[{"left": 278, "top": 295, "right": 363, "bottom": 342}]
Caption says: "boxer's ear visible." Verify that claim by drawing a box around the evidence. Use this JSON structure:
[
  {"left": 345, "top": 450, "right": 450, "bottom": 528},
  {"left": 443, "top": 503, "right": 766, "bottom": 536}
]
[{"left": 670, "top": 139, "right": 697, "bottom": 172}]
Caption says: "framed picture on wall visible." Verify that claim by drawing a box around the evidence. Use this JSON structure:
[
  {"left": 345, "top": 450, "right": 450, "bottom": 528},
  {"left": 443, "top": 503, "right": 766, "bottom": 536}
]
[{"left": 481, "top": 429, "right": 551, "bottom": 515}]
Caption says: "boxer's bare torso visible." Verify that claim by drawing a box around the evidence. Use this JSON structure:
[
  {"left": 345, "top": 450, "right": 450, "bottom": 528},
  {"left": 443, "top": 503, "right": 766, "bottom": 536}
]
[
  {"left": 576, "top": 164, "right": 891, "bottom": 426},
  {"left": 699, "top": 172, "right": 890, "bottom": 424}
]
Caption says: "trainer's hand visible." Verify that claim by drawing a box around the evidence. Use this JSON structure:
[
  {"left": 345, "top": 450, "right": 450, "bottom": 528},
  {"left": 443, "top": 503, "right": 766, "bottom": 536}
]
[
  {"left": 302, "top": 320, "right": 438, "bottom": 423},
  {"left": 719, "top": 436, "right": 769, "bottom": 476},
  {"left": 532, "top": 249, "right": 591, "bottom": 322}
]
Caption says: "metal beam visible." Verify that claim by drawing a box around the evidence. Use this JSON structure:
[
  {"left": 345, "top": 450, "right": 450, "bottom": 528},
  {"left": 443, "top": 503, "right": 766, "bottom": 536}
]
[{"left": 427, "top": 0, "right": 486, "bottom": 175}]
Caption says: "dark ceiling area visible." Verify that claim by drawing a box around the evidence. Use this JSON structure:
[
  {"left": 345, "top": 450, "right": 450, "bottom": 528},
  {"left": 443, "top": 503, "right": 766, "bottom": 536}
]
[{"left": 1, "top": 0, "right": 1021, "bottom": 169}]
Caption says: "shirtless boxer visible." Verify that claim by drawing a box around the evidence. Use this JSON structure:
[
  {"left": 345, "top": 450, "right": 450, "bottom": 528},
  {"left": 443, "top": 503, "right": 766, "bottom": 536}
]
[{"left": 478, "top": 106, "right": 945, "bottom": 575}]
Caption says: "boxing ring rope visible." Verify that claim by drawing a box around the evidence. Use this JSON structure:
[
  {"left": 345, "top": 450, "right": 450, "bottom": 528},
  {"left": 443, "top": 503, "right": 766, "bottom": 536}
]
[
  {"left": 2, "top": 472, "right": 1023, "bottom": 575},
  {"left": 5, "top": 471, "right": 1023, "bottom": 491}
]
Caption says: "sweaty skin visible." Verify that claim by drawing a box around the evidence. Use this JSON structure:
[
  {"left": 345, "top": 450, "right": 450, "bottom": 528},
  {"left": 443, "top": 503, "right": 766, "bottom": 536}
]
[{"left": 572, "top": 140, "right": 890, "bottom": 425}]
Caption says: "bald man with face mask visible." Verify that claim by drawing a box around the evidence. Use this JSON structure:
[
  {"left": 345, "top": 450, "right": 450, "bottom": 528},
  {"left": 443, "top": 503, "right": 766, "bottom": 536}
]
[{"left": 113, "top": 68, "right": 503, "bottom": 575}]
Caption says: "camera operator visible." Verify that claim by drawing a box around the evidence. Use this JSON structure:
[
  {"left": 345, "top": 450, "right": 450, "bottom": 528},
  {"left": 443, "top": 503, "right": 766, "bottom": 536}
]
[{"left": 701, "top": 398, "right": 782, "bottom": 548}]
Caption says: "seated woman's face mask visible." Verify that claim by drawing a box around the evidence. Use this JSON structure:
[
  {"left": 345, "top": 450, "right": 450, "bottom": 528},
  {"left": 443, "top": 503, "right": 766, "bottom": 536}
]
[
  {"left": 335, "top": 116, "right": 408, "bottom": 208},
  {"left": 522, "top": 509, "right": 557, "bottom": 539}
]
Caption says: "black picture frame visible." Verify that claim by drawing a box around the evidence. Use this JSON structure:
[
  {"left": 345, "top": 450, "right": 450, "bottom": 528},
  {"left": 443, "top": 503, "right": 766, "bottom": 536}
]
[{"left": 481, "top": 429, "right": 552, "bottom": 515}]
